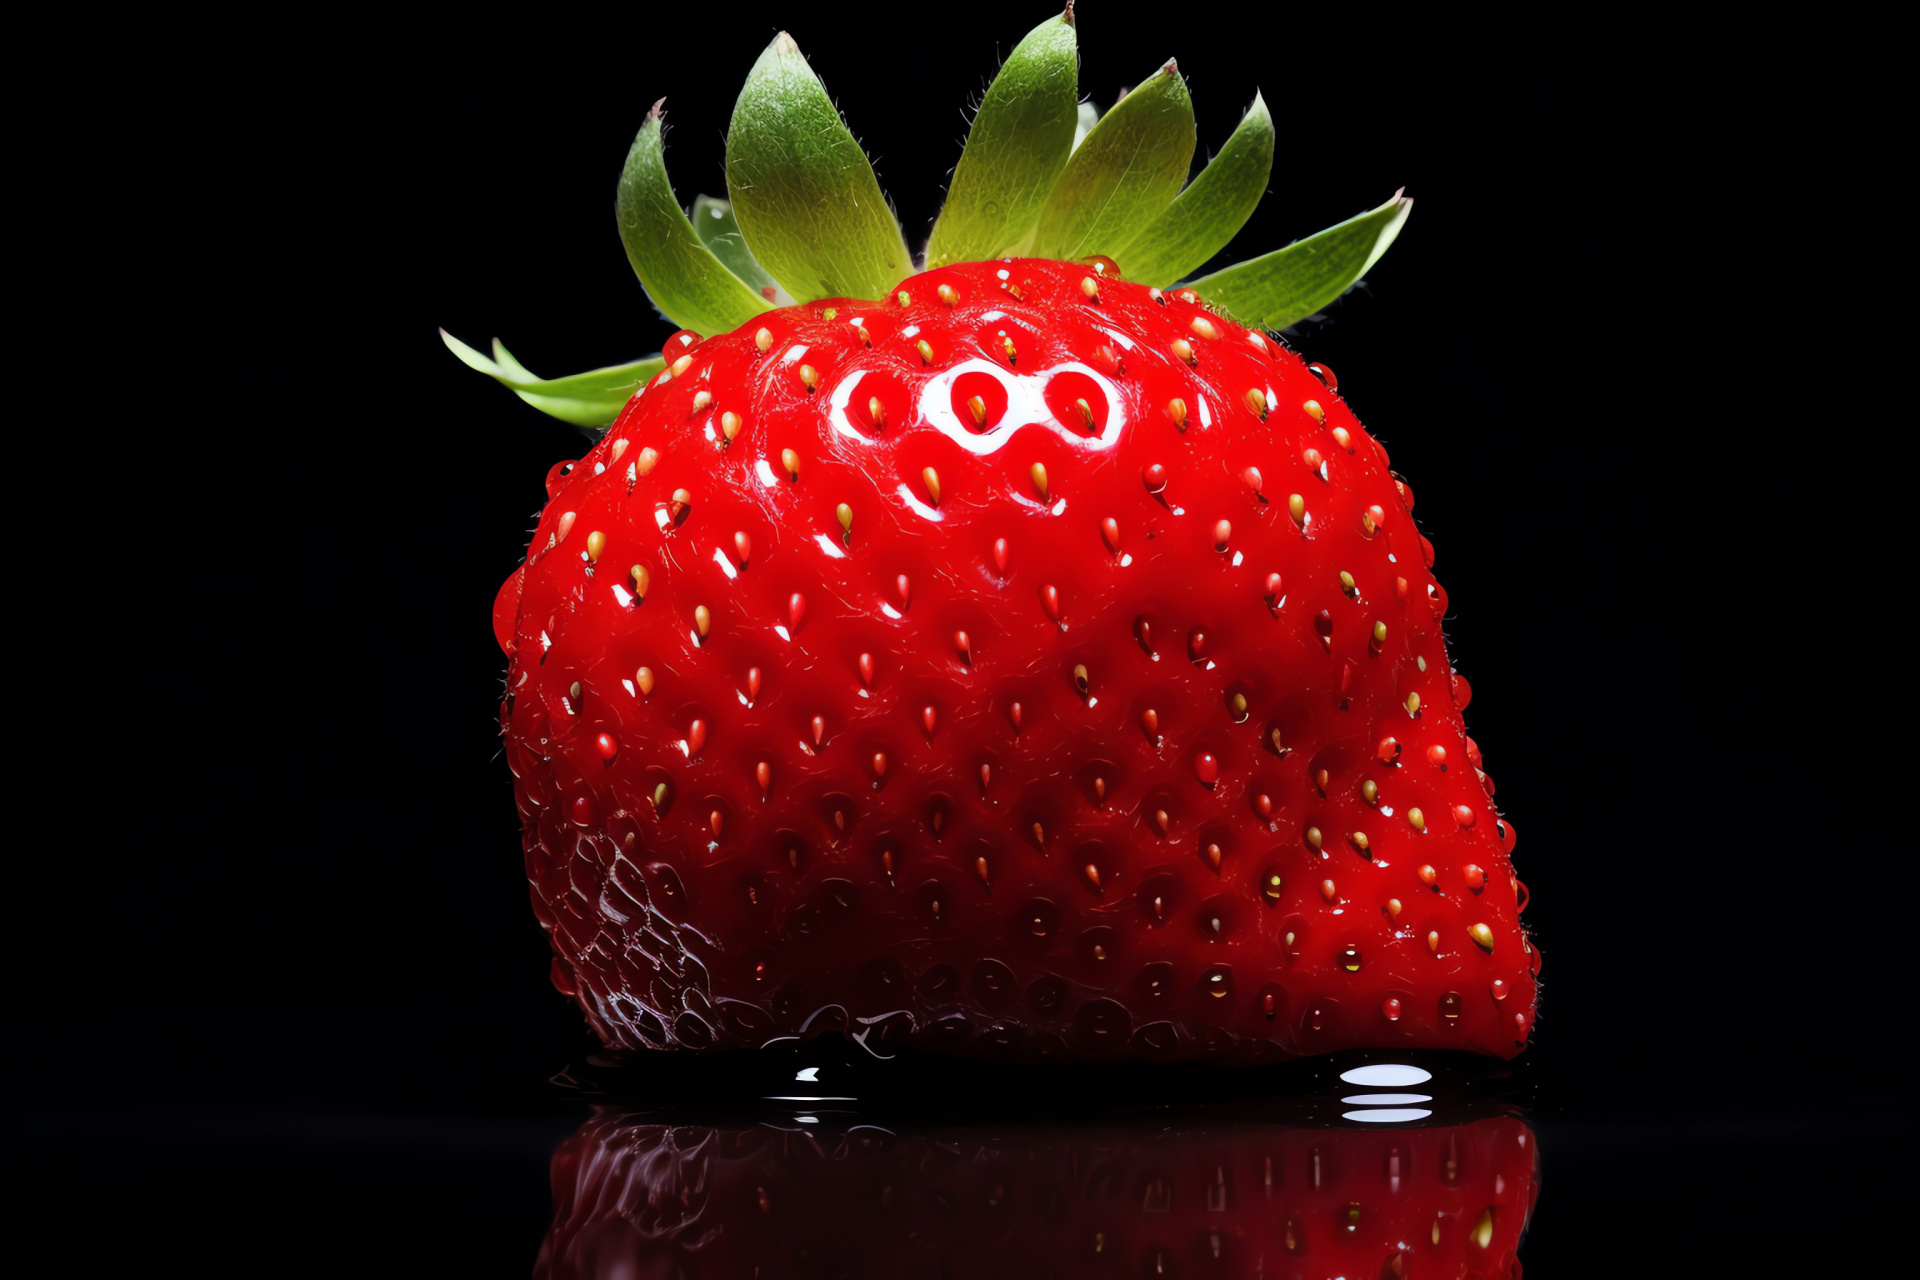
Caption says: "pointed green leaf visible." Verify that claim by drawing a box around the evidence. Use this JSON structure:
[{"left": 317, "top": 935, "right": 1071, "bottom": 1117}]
[
  {"left": 925, "top": 10, "right": 1079, "bottom": 268},
  {"left": 1185, "top": 192, "right": 1413, "bottom": 331},
  {"left": 688, "top": 194, "right": 784, "bottom": 301},
  {"left": 1114, "top": 92, "right": 1276, "bottom": 289},
  {"left": 1072, "top": 101, "right": 1098, "bottom": 153},
  {"left": 617, "top": 106, "right": 774, "bottom": 337},
  {"left": 1030, "top": 61, "right": 1194, "bottom": 261},
  {"left": 725, "top": 33, "right": 914, "bottom": 303},
  {"left": 441, "top": 329, "right": 664, "bottom": 431}
]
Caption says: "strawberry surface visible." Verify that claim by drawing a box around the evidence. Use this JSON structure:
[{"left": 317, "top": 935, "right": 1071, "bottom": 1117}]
[
  {"left": 498, "top": 258, "right": 1536, "bottom": 1061},
  {"left": 535, "top": 1109, "right": 1539, "bottom": 1278}
]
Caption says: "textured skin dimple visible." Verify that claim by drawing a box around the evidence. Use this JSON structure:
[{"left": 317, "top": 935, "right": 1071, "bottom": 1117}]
[
  {"left": 535, "top": 1112, "right": 1540, "bottom": 1278},
  {"left": 502, "top": 259, "right": 1536, "bottom": 1061}
]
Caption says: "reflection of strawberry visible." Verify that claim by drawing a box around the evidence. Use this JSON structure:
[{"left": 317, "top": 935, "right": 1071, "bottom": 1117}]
[
  {"left": 536, "top": 1110, "right": 1538, "bottom": 1278},
  {"left": 472, "top": 14, "right": 1535, "bottom": 1061}
]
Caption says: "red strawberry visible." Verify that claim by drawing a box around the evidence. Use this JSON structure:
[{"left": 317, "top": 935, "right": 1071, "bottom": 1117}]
[
  {"left": 497, "top": 259, "right": 1534, "bottom": 1061},
  {"left": 536, "top": 1108, "right": 1539, "bottom": 1277},
  {"left": 462, "top": 17, "right": 1536, "bottom": 1063}
]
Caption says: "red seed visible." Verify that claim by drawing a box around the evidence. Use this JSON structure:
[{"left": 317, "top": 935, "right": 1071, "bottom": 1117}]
[
  {"left": 1142, "top": 463, "right": 1169, "bottom": 494},
  {"left": 594, "top": 732, "right": 618, "bottom": 761},
  {"left": 788, "top": 593, "right": 806, "bottom": 629},
  {"left": 857, "top": 652, "right": 876, "bottom": 686},
  {"left": 992, "top": 538, "right": 1009, "bottom": 576},
  {"left": 685, "top": 719, "right": 707, "bottom": 757},
  {"left": 1194, "top": 751, "right": 1220, "bottom": 786}
]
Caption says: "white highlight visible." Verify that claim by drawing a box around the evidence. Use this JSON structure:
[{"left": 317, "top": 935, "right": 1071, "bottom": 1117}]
[
  {"left": 1342, "top": 1108, "right": 1433, "bottom": 1123},
  {"left": 1339, "top": 1064, "right": 1433, "bottom": 1087}
]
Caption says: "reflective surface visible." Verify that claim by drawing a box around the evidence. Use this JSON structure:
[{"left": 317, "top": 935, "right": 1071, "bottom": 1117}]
[
  {"left": 537, "top": 1109, "right": 1534, "bottom": 1277},
  {"left": 11, "top": 1052, "right": 1913, "bottom": 1276}
]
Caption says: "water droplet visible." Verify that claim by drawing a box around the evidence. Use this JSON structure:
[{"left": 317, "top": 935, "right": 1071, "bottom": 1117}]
[{"left": 1340, "top": 944, "right": 1363, "bottom": 973}]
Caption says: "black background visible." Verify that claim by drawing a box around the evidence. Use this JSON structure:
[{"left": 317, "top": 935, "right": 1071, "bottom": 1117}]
[{"left": 15, "top": 7, "right": 1903, "bottom": 1275}]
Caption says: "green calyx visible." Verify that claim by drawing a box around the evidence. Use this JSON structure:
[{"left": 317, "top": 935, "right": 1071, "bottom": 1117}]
[{"left": 448, "top": 5, "right": 1411, "bottom": 432}]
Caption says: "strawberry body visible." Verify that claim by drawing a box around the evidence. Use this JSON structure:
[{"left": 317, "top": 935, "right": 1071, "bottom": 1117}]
[
  {"left": 499, "top": 259, "right": 1536, "bottom": 1061},
  {"left": 536, "top": 1110, "right": 1539, "bottom": 1277}
]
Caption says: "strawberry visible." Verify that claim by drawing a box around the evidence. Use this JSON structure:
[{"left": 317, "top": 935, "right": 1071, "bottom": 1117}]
[
  {"left": 458, "top": 11, "right": 1536, "bottom": 1063},
  {"left": 536, "top": 1108, "right": 1539, "bottom": 1277}
]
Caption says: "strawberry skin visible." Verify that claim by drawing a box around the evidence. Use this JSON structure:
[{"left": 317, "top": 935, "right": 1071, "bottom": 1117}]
[
  {"left": 536, "top": 1110, "right": 1539, "bottom": 1277},
  {"left": 499, "top": 258, "right": 1536, "bottom": 1061}
]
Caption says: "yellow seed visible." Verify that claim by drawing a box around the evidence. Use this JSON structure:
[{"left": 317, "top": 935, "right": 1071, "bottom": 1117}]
[
  {"left": 1080, "top": 276, "right": 1100, "bottom": 301},
  {"left": 1469, "top": 922, "right": 1495, "bottom": 952},
  {"left": 868, "top": 396, "right": 886, "bottom": 427},
  {"left": 1171, "top": 338, "right": 1196, "bottom": 365},
  {"left": 1001, "top": 333, "right": 1017, "bottom": 362},
  {"left": 821, "top": 307, "right": 837, "bottom": 320},
  {"left": 635, "top": 666, "right": 655, "bottom": 696},
  {"left": 837, "top": 503, "right": 854, "bottom": 535},
  {"left": 754, "top": 327, "right": 773, "bottom": 352},
  {"left": 896, "top": 290, "right": 911, "bottom": 307},
  {"left": 694, "top": 605, "right": 711, "bottom": 637},
  {"left": 1387, "top": 897, "right": 1402, "bottom": 918},
  {"left": 1303, "top": 398, "right": 1325, "bottom": 423},
  {"left": 1247, "top": 331, "right": 1268, "bottom": 352},
  {"left": 1406, "top": 692, "right": 1422, "bottom": 715},
  {"left": 1190, "top": 315, "right": 1219, "bottom": 341},
  {"left": 636, "top": 447, "right": 660, "bottom": 476},
  {"left": 629, "top": 565, "right": 649, "bottom": 598},
  {"left": 1373, "top": 620, "right": 1388, "bottom": 644},
  {"left": 937, "top": 283, "right": 959, "bottom": 306},
  {"left": 691, "top": 389, "right": 713, "bottom": 413},
  {"left": 670, "top": 354, "right": 693, "bottom": 377},
  {"left": 1246, "top": 387, "right": 1268, "bottom": 419},
  {"left": 1073, "top": 663, "right": 1089, "bottom": 694},
  {"left": 1229, "top": 692, "right": 1248, "bottom": 718},
  {"left": 967, "top": 395, "right": 987, "bottom": 428},
  {"left": 609, "top": 438, "right": 628, "bottom": 461},
  {"left": 922, "top": 467, "right": 941, "bottom": 505},
  {"left": 1073, "top": 398, "right": 1093, "bottom": 428},
  {"left": 916, "top": 338, "right": 935, "bottom": 365},
  {"left": 1306, "top": 826, "right": 1323, "bottom": 850},
  {"left": 1332, "top": 425, "right": 1352, "bottom": 450},
  {"left": 781, "top": 448, "right": 800, "bottom": 479},
  {"left": 1361, "top": 779, "right": 1378, "bottom": 805},
  {"left": 721, "top": 411, "right": 743, "bottom": 442},
  {"left": 1472, "top": 1208, "right": 1494, "bottom": 1248},
  {"left": 1030, "top": 462, "right": 1049, "bottom": 499},
  {"left": 1288, "top": 494, "right": 1306, "bottom": 527},
  {"left": 799, "top": 364, "right": 819, "bottom": 391},
  {"left": 671, "top": 487, "right": 693, "bottom": 510},
  {"left": 1349, "top": 831, "right": 1371, "bottom": 855},
  {"left": 1409, "top": 807, "right": 1427, "bottom": 831},
  {"left": 1167, "top": 397, "right": 1187, "bottom": 429},
  {"left": 1340, "top": 570, "right": 1357, "bottom": 595},
  {"left": 585, "top": 530, "right": 606, "bottom": 562}
]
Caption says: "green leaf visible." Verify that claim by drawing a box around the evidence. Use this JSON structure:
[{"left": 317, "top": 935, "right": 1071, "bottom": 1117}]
[
  {"left": 688, "top": 194, "right": 785, "bottom": 302},
  {"left": 1184, "top": 192, "right": 1412, "bottom": 331},
  {"left": 1030, "top": 61, "right": 1194, "bottom": 262},
  {"left": 1114, "top": 92, "right": 1276, "bottom": 289},
  {"left": 441, "top": 329, "right": 664, "bottom": 431},
  {"left": 725, "top": 32, "right": 914, "bottom": 303},
  {"left": 924, "top": 9, "right": 1080, "bottom": 267},
  {"left": 617, "top": 106, "right": 774, "bottom": 337},
  {"left": 1071, "top": 101, "right": 1098, "bottom": 153}
]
